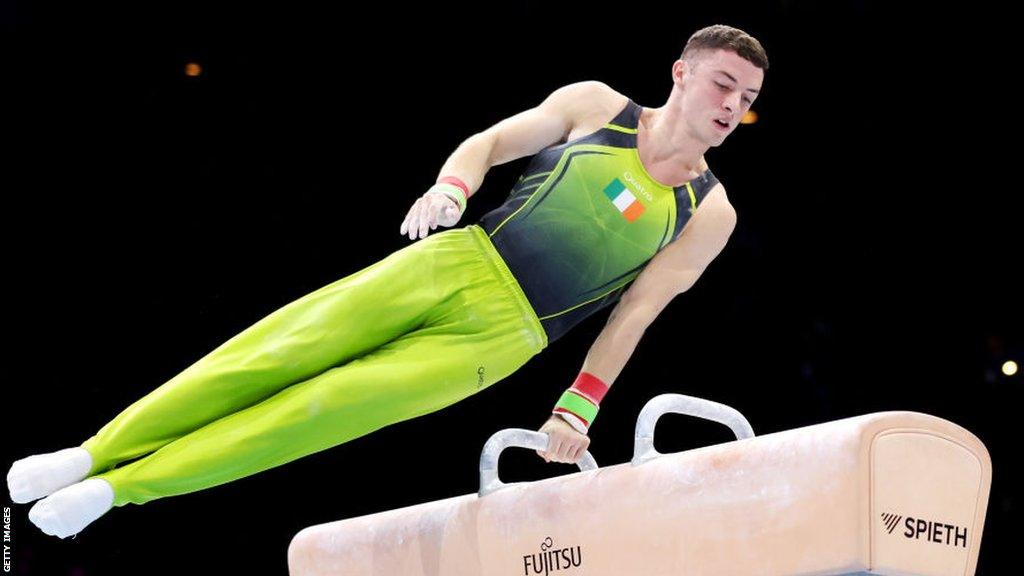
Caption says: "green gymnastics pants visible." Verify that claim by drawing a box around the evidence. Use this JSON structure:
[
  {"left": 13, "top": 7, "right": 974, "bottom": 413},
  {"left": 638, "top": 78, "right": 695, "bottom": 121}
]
[{"left": 79, "top": 224, "right": 548, "bottom": 507}]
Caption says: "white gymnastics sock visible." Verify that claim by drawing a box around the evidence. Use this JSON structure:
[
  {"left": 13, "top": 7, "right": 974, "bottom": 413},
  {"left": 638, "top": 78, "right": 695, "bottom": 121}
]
[
  {"left": 28, "top": 478, "right": 115, "bottom": 539},
  {"left": 7, "top": 447, "right": 94, "bottom": 504}
]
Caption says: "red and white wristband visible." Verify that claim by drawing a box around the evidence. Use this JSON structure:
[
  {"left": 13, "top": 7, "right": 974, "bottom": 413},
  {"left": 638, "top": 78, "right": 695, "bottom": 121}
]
[
  {"left": 425, "top": 175, "right": 469, "bottom": 214},
  {"left": 552, "top": 371, "right": 609, "bottom": 434}
]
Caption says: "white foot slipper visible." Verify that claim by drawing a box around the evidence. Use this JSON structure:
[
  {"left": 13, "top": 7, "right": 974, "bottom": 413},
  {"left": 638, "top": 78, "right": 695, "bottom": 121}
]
[
  {"left": 28, "top": 478, "right": 114, "bottom": 539},
  {"left": 7, "top": 447, "right": 93, "bottom": 504}
]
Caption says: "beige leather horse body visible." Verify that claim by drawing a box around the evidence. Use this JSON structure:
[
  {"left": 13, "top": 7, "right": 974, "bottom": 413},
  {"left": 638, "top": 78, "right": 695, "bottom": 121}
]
[{"left": 288, "top": 394, "right": 991, "bottom": 576}]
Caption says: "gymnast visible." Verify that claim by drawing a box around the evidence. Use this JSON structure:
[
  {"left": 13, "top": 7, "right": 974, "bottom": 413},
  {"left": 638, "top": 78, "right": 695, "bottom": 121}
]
[{"left": 7, "top": 24, "right": 767, "bottom": 539}]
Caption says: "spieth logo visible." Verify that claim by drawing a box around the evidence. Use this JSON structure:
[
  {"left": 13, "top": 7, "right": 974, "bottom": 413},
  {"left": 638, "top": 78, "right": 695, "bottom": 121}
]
[
  {"left": 522, "top": 536, "right": 582, "bottom": 575},
  {"left": 881, "top": 512, "right": 968, "bottom": 548}
]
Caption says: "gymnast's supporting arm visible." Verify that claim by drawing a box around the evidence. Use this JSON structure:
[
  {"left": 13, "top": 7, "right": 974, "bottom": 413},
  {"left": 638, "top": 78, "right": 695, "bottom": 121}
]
[
  {"left": 535, "top": 288, "right": 665, "bottom": 465},
  {"left": 538, "top": 186, "right": 738, "bottom": 463}
]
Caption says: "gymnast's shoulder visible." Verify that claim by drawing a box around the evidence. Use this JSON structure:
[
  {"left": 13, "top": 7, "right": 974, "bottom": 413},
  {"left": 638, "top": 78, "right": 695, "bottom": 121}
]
[
  {"left": 546, "top": 80, "right": 631, "bottom": 124},
  {"left": 481, "top": 81, "right": 627, "bottom": 165}
]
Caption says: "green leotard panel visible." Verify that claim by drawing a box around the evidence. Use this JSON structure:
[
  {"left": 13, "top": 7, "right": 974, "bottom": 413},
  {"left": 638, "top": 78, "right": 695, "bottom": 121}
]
[{"left": 478, "top": 99, "right": 720, "bottom": 343}]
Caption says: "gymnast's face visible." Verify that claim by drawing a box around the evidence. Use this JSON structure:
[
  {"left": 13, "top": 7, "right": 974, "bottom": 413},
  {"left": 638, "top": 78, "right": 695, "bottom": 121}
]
[{"left": 677, "top": 49, "right": 763, "bottom": 146}]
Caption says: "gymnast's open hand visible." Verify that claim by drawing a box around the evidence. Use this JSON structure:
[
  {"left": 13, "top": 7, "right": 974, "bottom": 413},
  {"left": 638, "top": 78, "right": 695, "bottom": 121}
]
[
  {"left": 536, "top": 415, "right": 591, "bottom": 464},
  {"left": 400, "top": 189, "right": 463, "bottom": 241}
]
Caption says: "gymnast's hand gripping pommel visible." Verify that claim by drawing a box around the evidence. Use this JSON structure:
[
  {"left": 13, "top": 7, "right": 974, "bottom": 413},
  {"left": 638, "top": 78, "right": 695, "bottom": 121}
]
[{"left": 535, "top": 370, "right": 609, "bottom": 464}]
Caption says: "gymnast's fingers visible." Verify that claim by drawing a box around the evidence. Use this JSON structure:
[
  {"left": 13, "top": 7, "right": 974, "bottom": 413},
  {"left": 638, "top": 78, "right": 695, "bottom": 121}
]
[
  {"left": 426, "top": 198, "right": 441, "bottom": 230},
  {"left": 547, "top": 437, "right": 564, "bottom": 463},
  {"left": 400, "top": 200, "right": 415, "bottom": 236},
  {"left": 418, "top": 201, "right": 431, "bottom": 239},
  {"left": 411, "top": 198, "right": 428, "bottom": 240},
  {"left": 563, "top": 442, "right": 579, "bottom": 464},
  {"left": 402, "top": 198, "right": 422, "bottom": 239}
]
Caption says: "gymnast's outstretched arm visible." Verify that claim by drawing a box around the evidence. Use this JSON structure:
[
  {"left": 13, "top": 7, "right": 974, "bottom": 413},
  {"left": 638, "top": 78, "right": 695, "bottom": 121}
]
[{"left": 400, "top": 81, "right": 617, "bottom": 240}]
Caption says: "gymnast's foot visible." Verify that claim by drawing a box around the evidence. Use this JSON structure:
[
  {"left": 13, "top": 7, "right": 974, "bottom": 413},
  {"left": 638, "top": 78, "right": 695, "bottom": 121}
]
[
  {"left": 28, "top": 478, "right": 114, "bottom": 539},
  {"left": 7, "top": 447, "right": 94, "bottom": 504}
]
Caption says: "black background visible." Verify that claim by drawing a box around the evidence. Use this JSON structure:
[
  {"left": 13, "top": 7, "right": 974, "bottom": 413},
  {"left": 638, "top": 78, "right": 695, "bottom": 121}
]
[{"left": 5, "top": 1, "right": 1020, "bottom": 574}]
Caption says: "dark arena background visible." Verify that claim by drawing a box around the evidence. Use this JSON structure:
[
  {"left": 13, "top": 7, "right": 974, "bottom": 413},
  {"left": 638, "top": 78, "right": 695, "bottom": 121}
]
[{"left": 4, "top": 1, "right": 1020, "bottom": 574}]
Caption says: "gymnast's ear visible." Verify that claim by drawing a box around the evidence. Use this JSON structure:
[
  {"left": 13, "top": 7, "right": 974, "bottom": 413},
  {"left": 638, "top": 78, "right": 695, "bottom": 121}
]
[{"left": 672, "top": 58, "right": 696, "bottom": 88}]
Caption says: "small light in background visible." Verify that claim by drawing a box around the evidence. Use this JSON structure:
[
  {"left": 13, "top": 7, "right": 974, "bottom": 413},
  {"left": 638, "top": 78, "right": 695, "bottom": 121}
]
[
  {"left": 185, "top": 62, "right": 202, "bottom": 77},
  {"left": 741, "top": 110, "right": 759, "bottom": 125},
  {"left": 1003, "top": 360, "right": 1018, "bottom": 377}
]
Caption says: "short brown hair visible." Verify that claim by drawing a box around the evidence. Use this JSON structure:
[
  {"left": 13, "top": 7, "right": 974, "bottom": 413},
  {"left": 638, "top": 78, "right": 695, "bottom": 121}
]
[{"left": 681, "top": 24, "right": 769, "bottom": 71}]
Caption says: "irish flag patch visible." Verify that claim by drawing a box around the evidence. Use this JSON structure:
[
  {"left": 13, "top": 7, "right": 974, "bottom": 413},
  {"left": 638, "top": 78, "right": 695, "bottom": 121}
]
[{"left": 602, "top": 178, "right": 645, "bottom": 222}]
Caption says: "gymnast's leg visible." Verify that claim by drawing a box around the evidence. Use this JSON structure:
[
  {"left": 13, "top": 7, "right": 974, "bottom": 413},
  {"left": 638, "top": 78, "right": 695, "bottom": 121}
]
[
  {"left": 27, "top": 256, "right": 544, "bottom": 538},
  {"left": 94, "top": 324, "right": 537, "bottom": 508},
  {"left": 18, "top": 225, "right": 547, "bottom": 538},
  {"left": 6, "top": 230, "right": 463, "bottom": 506}
]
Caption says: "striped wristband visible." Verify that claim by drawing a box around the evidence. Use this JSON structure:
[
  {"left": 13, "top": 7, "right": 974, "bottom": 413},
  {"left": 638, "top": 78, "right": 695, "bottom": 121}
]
[
  {"left": 425, "top": 176, "right": 468, "bottom": 213},
  {"left": 552, "top": 371, "right": 609, "bottom": 434}
]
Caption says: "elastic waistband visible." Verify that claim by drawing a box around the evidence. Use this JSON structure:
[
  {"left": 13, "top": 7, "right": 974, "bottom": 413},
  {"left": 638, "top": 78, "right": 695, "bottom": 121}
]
[{"left": 465, "top": 224, "right": 548, "bottom": 352}]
